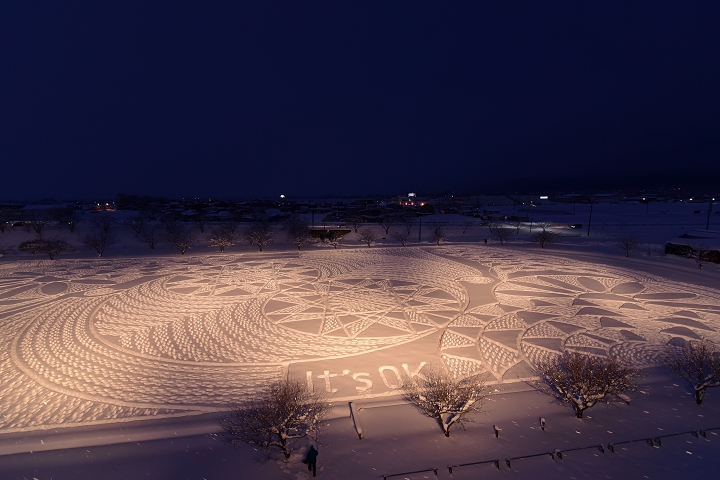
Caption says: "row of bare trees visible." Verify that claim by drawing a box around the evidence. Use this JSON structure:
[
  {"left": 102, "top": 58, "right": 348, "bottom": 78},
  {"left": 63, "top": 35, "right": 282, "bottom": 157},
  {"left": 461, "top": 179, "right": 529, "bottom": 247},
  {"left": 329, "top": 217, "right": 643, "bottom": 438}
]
[
  {"left": 0, "top": 211, "right": 661, "bottom": 259},
  {"left": 220, "top": 338, "right": 720, "bottom": 463}
]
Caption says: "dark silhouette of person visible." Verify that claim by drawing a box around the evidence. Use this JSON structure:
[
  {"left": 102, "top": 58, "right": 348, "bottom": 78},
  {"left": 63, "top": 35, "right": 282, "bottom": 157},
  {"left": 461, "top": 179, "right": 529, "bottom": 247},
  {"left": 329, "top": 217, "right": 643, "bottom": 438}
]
[{"left": 305, "top": 445, "right": 319, "bottom": 477}]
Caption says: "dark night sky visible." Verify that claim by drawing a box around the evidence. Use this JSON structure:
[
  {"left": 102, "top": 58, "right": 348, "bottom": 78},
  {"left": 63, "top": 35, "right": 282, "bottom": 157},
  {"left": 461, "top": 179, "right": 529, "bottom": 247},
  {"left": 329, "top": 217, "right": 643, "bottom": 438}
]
[{"left": 1, "top": 1, "right": 719, "bottom": 201}]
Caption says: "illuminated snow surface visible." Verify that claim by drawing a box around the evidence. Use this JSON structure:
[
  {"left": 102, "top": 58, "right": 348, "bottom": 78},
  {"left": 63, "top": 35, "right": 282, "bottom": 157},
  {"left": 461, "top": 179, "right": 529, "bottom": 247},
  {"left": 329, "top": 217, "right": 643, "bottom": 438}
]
[{"left": 0, "top": 246, "right": 719, "bottom": 478}]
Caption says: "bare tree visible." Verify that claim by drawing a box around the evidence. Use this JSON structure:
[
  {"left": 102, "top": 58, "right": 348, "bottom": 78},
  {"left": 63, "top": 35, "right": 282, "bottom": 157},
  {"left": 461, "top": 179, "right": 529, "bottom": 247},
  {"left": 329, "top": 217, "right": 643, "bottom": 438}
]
[
  {"left": 665, "top": 339, "right": 720, "bottom": 405},
  {"left": 691, "top": 244, "right": 711, "bottom": 270},
  {"left": 392, "top": 231, "right": 409, "bottom": 246},
  {"left": 401, "top": 364, "right": 489, "bottom": 437},
  {"left": 20, "top": 238, "right": 72, "bottom": 260},
  {"left": 192, "top": 210, "right": 208, "bottom": 233},
  {"left": 138, "top": 204, "right": 162, "bottom": 221},
  {"left": 430, "top": 223, "right": 446, "bottom": 246},
  {"left": 617, "top": 235, "right": 642, "bottom": 258},
  {"left": 209, "top": 228, "right": 238, "bottom": 253},
  {"left": 243, "top": 222, "right": 273, "bottom": 252},
  {"left": 25, "top": 219, "right": 48, "bottom": 237},
  {"left": 402, "top": 217, "right": 414, "bottom": 236},
  {"left": 219, "top": 378, "right": 330, "bottom": 460},
  {"left": 94, "top": 214, "right": 114, "bottom": 233},
  {"left": 42, "top": 239, "right": 72, "bottom": 260},
  {"left": 533, "top": 352, "right": 638, "bottom": 418},
  {"left": 358, "top": 228, "right": 376, "bottom": 248},
  {"left": 81, "top": 230, "right": 116, "bottom": 257},
  {"left": 322, "top": 230, "right": 345, "bottom": 249},
  {"left": 0, "top": 208, "right": 15, "bottom": 233},
  {"left": 125, "top": 215, "right": 146, "bottom": 235},
  {"left": 249, "top": 207, "right": 267, "bottom": 222},
  {"left": 284, "top": 217, "right": 313, "bottom": 250},
  {"left": 225, "top": 217, "right": 242, "bottom": 234},
  {"left": 533, "top": 226, "right": 557, "bottom": 248},
  {"left": 137, "top": 223, "right": 160, "bottom": 250},
  {"left": 348, "top": 215, "right": 363, "bottom": 234},
  {"left": 52, "top": 207, "right": 78, "bottom": 233},
  {"left": 165, "top": 221, "right": 197, "bottom": 255},
  {"left": 18, "top": 239, "right": 46, "bottom": 256},
  {"left": 377, "top": 216, "right": 395, "bottom": 236},
  {"left": 492, "top": 225, "right": 514, "bottom": 245}
]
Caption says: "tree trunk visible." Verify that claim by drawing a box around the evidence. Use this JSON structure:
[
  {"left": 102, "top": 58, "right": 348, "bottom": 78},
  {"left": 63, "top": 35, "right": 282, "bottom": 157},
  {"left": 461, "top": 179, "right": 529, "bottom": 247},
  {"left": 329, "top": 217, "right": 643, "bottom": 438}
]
[
  {"left": 280, "top": 437, "right": 290, "bottom": 459},
  {"left": 437, "top": 415, "right": 451, "bottom": 437},
  {"left": 696, "top": 389, "right": 704, "bottom": 405},
  {"left": 575, "top": 406, "right": 584, "bottom": 418},
  {"left": 259, "top": 245, "right": 263, "bottom": 252}
]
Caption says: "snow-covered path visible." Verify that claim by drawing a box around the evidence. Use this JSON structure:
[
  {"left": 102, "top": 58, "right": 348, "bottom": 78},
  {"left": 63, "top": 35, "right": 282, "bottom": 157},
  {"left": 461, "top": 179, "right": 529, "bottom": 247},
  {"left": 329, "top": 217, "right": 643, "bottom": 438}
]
[{"left": 1, "top": 369, "right": 719, "bottom": 479}]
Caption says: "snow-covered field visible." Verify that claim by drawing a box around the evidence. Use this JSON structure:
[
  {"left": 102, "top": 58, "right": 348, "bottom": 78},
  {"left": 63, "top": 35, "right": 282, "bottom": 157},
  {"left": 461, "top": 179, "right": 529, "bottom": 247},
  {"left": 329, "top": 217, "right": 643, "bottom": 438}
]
[{"left": 0, "top": 205, "right": 719, "bottom": 479}]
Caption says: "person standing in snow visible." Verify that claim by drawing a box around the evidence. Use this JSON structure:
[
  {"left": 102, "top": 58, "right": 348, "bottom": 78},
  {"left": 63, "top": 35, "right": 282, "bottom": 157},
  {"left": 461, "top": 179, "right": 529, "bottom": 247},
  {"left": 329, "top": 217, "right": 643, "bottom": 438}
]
[{"left": 305, "top": 445, "right": 319, "bottom": 477}]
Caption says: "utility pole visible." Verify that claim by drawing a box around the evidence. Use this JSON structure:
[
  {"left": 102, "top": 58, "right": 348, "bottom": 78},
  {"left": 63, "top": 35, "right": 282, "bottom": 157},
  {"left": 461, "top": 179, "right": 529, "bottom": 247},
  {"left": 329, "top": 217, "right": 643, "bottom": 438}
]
[
  {"left": 418, "top": 216, "right": 422, "bottom": 243},
  {"left": 529, "top": 204, "right": 534, "bottom": 234},
  {"left": 708, "top": 198, "right": 715, "bottom": 230},
  {"left": 587, "top": 200, "right": 594, "bottom": 237}
]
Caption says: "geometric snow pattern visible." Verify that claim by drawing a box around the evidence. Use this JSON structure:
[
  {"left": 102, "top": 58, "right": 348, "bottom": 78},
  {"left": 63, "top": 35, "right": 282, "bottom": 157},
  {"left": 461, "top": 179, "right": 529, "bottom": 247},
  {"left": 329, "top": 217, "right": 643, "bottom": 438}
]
[
  {"left": 485, "top": 314, "right": 527, "bottom": 330},
  {"left": 433, "top": 246, "right": 720, "bottom": 380},
  {"left": 477, "top": 337, "right": 520, "bottom": 376},
  {"left": 265, "top": 275, "right": 461, "bottom": 339},
  {"left": 441, "top": 355, "right": 485, "bottom": 380},
  {"left": 524, "top": 322, "right": 567, "bottom": 338},
  {"left": 439, "top": 330, "right": 475, "bottom": 349}
]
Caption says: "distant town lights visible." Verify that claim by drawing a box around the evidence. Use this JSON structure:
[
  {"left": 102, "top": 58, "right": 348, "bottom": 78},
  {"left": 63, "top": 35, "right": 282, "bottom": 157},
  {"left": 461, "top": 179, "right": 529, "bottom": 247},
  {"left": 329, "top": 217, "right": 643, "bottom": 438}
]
[
  {"left": 280, "top": 194, "right": 285, "bottom": 199},
  {"left": 408, "top": 192, "right": 416, "bottom": 197}
]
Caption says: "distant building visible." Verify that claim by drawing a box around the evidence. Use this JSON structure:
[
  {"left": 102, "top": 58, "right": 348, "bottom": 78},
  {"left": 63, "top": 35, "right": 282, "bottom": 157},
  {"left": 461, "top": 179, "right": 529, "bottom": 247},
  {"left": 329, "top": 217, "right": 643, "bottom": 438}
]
[{"left": 665, "top": 230, "right": 720, "bottom": 264}]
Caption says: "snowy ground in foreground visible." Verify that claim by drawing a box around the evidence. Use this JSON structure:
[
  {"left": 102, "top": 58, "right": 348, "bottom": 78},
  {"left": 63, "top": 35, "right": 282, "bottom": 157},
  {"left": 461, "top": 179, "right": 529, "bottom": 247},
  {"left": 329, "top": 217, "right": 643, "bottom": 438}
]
[
  {"left": 0, "top": 369, "right": 719, "bottom": 479},
  {"left": 0, "top": 218, "right": 719, "bottom": 478}
]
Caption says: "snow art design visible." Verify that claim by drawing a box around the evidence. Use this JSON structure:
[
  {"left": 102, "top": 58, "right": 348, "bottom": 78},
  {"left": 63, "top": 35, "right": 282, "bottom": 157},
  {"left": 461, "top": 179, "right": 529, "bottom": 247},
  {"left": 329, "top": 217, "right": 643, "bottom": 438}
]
[{"left": 0, "top": 247, "right": 718, "bottom": 432}]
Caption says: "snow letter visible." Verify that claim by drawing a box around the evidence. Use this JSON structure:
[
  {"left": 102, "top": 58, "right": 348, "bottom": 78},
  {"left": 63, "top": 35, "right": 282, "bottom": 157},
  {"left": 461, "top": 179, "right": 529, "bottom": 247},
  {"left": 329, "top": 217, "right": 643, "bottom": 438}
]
[
  {"left": 378, "top": 366, "right": 403, "bottom": 389},
  {"left": 402, "top": 362, "right": 427, "bottom": 380},
  {"left": 306, "top": 371, "right": 314, "bottom": 393},
  {"left": 317, "top": 370, "right": 339, "bottom": 393},
  {"left": 352, "top": 373, "right": 373, "bottom": 392}
]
